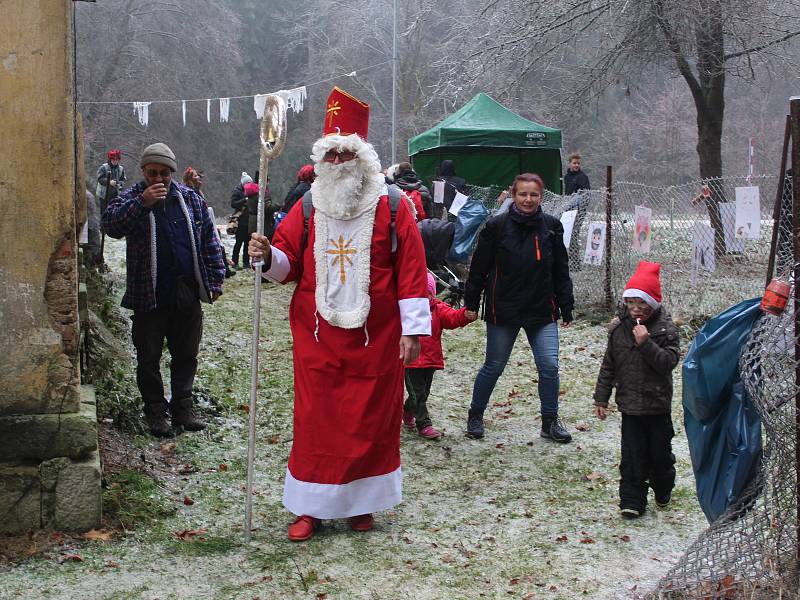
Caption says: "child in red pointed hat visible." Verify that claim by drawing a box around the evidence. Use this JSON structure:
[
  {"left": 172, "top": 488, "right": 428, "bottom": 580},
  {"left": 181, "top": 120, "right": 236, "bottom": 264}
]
[{"left": 592, "top": 261, "right": 680, "bottom": 519}]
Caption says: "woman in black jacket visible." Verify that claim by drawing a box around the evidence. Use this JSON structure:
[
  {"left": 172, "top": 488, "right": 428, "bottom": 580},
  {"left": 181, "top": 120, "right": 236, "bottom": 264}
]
[{"left": 463, "top": 173, "right": 575, "bottom": 442}]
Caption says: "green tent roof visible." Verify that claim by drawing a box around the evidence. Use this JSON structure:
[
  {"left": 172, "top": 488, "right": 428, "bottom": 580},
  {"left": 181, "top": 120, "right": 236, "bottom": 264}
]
[{"left": 408, "top": 93, "right": 562, "bottom": 155}]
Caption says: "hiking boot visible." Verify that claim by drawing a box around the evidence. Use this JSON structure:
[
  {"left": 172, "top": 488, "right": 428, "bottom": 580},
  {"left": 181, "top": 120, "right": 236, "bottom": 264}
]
[
  {"left": 348, "top": 514, "right": 374, "bottom": 532},
  {"left": 171, "top": 396, "right": 206, "bottom": 432},
  {"left": 655, "top": 492, "right": 672, "bottom": 508},
  {"left": 143, "top": 401, "right": 174, "bottom": 438},
  {"left": 541, "top": 415, "right": 572, "bottom": 443},
  {"left": 466, "top": 409, "right": 484, "bottom": 439},
  {"left": 418, "top": 425, "right": 443, "bottom": 440},
  {"left": 620, "top": 507, "right": 642, "bottom": 519},
  {"left": 287, "top": 515, "right": 320, "bottom": 541},
  {"left": 402, "top": 410, "right": 416, "bottom": 431}
]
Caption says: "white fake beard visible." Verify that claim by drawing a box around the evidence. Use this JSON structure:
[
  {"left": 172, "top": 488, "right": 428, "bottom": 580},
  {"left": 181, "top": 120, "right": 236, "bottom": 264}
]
[{"left": 309, "top": 135, "right": 385, "bottom": 220}]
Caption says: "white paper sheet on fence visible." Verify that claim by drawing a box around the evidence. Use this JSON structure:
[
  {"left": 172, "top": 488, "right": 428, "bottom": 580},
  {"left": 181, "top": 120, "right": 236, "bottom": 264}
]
[
  {"left": 560, "top": 210, "right": 577, "bottom": 249},
  {"left": 632, "top": 205, "right": 652, "bottom": 253},
  {"left": 735, "top": 186, "right": 760, "bottom": 239},
  {"left": 583, "top": 222, "right": 606, "bottom": 265},
  {"left": 433, "top": 180, "right": 445, "bottom": 204},
  {"left": 449, "top": 192, "right": 469, "bottom": 216},
  {"left": 691, "top": 223, "right": 716, "bottom": 285},
  {"left": 720, "top": 202, "right": 744, "bottom": 253},
  {"left": 219, "top": 98, "right": 230, "bottom": 123}
]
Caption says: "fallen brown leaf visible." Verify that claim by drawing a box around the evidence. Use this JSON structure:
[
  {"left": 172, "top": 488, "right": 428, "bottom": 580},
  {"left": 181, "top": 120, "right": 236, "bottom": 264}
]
[
  {"left": 83, "top": 529, "right": 114, "bottom": 541},
  {"left": 555, "top": 535, "right": 568, "bottom": 542},
  {"left": 172, "top": 528, "right": 208, "bottom": 540},
  {"left": 183, "top": 495, "right": 195, "bottom": 506},
  {"left": 580, "top": 537, "right": 595, "bottom": 544},
  {"left": 584, "top": 472, "right": 602, "bottom": 481},
  {"left": 267, "top": 435, "right": 280, "bottom": 444},
  {"left": 441, "top": 554, "right": 455, "bottom": 563},
  {"left": 618, "top": 534, "right": 631, "bottom": 542},
  {"left": 509, "top": 578, "right": 520, "bottom": 585},
  {"left": 178, "top": 464, "right": 197, "bottom": 475},
  {"left": 575, "top": 423, "right": 590, "bottom": 431},
  {"left": 59, "top": 553, "right": 82, "bottom": 562},
  {"left": 159, "top": 441, "right": 176, "bottom": 455},
  {"left": 218, "top": 464, "right": 229, "bottom": 471}
]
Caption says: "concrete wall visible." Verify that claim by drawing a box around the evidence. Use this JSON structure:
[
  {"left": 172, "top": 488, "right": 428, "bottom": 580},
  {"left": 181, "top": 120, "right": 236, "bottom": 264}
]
[{"left": 0, "top": 0, "right": 100, "bottom": 532}]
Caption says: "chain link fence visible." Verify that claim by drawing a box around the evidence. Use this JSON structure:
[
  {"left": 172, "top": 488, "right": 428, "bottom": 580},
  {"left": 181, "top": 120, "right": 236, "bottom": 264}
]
[
  {"left": 466, "top": 174, "right": 781, "bottom": 332},
  {"left": 645, "top": 173, "right": 796, "bottom": 599}
]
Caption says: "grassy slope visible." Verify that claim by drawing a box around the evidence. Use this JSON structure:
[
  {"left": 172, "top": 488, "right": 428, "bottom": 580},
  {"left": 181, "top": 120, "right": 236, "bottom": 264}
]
[{"left": 0, "top": 238, "right": 707, "bottom": 600}]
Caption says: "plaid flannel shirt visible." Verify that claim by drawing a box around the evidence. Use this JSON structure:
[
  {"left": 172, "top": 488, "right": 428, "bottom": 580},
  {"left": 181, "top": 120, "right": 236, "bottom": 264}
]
[{"left": 102, "top": 181, "right": 225, "bottom": 312}]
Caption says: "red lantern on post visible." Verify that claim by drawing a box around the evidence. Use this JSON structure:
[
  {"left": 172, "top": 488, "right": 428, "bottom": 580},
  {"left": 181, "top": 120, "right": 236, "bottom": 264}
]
[{"left": 760, "top": 278, "right": 791, "bottom": 315}]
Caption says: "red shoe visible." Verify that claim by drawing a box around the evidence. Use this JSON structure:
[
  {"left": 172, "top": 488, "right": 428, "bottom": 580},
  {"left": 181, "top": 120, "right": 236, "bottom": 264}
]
[
  {"left": 287, "top": 515, "right": 320, "bottom": 541},
  {"left": 418, "top": 425, "right": 443, "bottom": 439},
  {"left": 348, "top": 513, "right": 374, "bottom": 532},
  {"left": 402, "top": 411, "right": 416, "bottom": 431}
]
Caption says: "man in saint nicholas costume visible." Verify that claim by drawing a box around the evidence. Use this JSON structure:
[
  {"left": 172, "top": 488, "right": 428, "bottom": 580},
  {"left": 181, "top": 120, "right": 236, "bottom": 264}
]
[{"left": 249, "top": 87, "right": 431, "bottom": 541}]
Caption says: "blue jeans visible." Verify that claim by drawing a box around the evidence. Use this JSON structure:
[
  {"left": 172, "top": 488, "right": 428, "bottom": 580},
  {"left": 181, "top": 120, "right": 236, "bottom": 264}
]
[{"left": 471, "top": 321, "right": 560, "bottom": 416}]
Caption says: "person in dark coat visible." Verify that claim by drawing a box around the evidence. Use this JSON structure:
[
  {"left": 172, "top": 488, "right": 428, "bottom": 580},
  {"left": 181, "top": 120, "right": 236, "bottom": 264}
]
[
  {"left": 282, "top": 164, "right": 316, "bottom": 214},
  {"left": 593, "top": 261, "right": 680, "bottom": 519},
  {"left": 230, "top": 172, "right": 251, "bottom": 268},
  {"left": 563, "top": 152, "right": 590, "bottom": 195},
  {"left": 102, "top": 142, "right": 225, "bottom": 438},
  {"left": 463, "top": 173, "right": 574, "bottom": 443},
  {"left": 247, "top": 172, "right": 280, "bottom": 241},
  {"left": 563, "top": 152, "right": 591, "bottom": 265},
  {"left": 390, "top": 162, "right": 431, "bottom": 220},
  {"left": 435, "top": 159, "right": 467, "bottom": 219}
]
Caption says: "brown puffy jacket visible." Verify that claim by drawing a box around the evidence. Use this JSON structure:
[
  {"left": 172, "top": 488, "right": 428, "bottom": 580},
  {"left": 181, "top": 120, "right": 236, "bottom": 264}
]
[{"left": 593, "top": 307, "right": 680, "bottom": 415}]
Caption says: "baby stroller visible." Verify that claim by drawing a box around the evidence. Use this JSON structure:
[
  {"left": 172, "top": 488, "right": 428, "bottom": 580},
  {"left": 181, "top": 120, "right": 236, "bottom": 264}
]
[{"left": 418, "top": 218, "right": 465, "bottom": 308}]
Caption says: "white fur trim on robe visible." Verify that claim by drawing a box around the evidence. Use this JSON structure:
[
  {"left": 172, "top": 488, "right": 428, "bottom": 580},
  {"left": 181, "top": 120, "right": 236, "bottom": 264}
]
[
  {"left": 399, "top": 297, "right": 432, "bottom": 336},
  {"left": 262, "top": 246, "right": 291, "bottom": 283},
  {"left": 283, "top": 467, "right": 402, "bottom": 519}
]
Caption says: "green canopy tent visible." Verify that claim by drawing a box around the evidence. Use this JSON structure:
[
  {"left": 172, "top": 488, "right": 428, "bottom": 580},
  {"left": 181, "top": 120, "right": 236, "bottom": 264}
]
[{"left": 408, "top": 93, "right": 563, "bottom": 194}]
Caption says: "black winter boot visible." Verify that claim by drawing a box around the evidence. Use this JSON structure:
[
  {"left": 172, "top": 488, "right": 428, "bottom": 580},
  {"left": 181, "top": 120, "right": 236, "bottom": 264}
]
[
  {"left": 143, "top": 401, "right": 174, "bottom": 438},
  {"left": 541, "top": 414, "right": 572, "bottom": 443},
  {"left": 466, "top": 409, "right": 485, "bottom": 439},
  {"left": 171, "top": 396, "right": 206, "bottom": 432}
]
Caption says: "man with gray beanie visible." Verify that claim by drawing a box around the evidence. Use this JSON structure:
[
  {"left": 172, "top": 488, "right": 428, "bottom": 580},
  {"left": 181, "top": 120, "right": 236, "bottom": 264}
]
[{"left": 102, "top": 142, "right": 226, "bottom": 437}]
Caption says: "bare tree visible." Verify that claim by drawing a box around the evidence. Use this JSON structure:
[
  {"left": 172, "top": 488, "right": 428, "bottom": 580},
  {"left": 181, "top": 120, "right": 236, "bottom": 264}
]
[{"left": 435, "top": 0, "right": 800, "bottom": 253}]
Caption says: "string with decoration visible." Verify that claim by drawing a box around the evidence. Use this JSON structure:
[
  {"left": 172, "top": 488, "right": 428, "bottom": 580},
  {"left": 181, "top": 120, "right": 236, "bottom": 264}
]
[{"left": 75, "top": 59, "right": 391, "bottom": 127}]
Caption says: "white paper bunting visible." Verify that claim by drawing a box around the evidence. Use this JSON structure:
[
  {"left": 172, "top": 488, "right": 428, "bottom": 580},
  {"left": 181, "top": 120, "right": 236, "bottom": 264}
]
[
  {"left": 206, "top": 99, "right": 211, "bottom": 123},
  {"left": 133, "top": 102, "right": 151, "bottom": 127},
  {"left": 219, "top": 98, "right": 230, "bottom": 123},
  {"left": 254, "top": 94, "right": 268, "bottom": 120},
  {"left": 182, "top": 100, "right": 186, "bottom": 127}
]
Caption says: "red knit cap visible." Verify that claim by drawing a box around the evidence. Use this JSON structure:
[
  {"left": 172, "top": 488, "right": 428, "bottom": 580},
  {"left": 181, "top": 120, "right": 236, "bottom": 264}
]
[
  {"left": 622, "top": 261, "right": 662, "bottom": 308},
  {"left": 243, "top": 182, "right": 260, "bottom": 197}
]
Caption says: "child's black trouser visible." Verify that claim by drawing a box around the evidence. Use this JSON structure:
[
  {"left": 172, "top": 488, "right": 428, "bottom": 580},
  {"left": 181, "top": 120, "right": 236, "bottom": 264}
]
[
  {"left": 619, "top": 413, "right": 676, "bottom": 512},
  {"left": 404, "top": 367, "right": 436, "bottom": 430}
]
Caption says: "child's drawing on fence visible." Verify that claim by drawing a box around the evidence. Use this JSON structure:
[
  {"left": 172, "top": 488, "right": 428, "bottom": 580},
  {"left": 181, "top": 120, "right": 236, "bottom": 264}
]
[
  {"left": 691, "top": 223, "right": 716, "bottom": 285},
  {"left": 720, "top": 202, "right": 745, "bottom": 253},
  {"left": 734, "top": 186, "right": 760, "bottom": 239},
  {"left": 583, "top": 222, "right": 606, "bottom": 266},
  {"left": 632, "top": 205, "right": 652, "bottom": 253}
]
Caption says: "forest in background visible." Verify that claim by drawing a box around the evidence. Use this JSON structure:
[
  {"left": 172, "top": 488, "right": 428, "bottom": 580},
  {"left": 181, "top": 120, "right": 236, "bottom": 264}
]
[{"left": 75, "top": 0, "right": 800, "bottom": 214}]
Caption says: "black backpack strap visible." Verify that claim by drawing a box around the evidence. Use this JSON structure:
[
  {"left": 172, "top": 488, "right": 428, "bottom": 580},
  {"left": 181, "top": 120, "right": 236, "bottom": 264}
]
[{"left": 301, "top": 190, "right": 313, "bottom": 252}]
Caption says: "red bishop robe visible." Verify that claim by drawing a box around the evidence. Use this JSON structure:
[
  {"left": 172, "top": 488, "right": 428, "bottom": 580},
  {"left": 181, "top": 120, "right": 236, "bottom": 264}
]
[{"left": 263, "top": 192, "right": 430, "bottom": 518}]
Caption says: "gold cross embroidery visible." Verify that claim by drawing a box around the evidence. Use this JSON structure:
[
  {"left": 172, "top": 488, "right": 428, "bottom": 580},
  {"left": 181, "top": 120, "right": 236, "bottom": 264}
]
[
  {"left": 326, "top": 100, "right": 341, "bottom": 127},
  {"left": 327, "top": 234, "right": 356, "bottom": 284}
]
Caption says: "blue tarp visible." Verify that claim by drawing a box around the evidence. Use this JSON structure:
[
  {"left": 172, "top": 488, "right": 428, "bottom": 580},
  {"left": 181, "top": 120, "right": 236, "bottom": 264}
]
[
  {"left": 683, "top": 298, "right": 763, "bottom": 523},
  {"left": 447, "top": 200, "right": 488, "bottom": 264}
]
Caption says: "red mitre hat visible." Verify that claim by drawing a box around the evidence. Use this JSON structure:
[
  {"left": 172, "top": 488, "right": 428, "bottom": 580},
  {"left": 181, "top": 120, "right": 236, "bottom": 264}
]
[{"left": 323, "top": 87, "right": 370, "bottom": 140}]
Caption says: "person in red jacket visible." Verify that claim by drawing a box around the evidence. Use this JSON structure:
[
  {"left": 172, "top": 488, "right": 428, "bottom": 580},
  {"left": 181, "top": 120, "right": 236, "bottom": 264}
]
[{"left": 404, "top": 272, "right": 477, "bottom": 438}]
